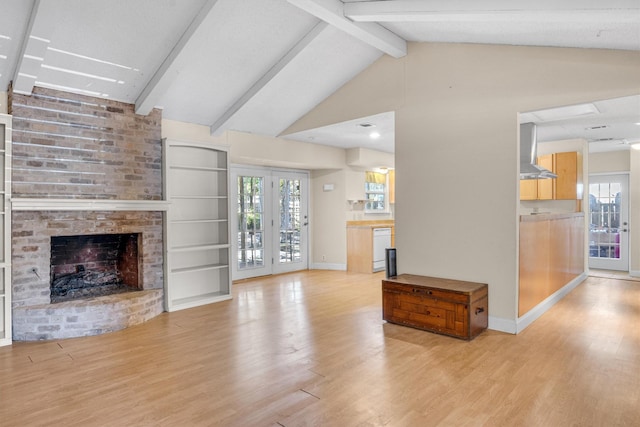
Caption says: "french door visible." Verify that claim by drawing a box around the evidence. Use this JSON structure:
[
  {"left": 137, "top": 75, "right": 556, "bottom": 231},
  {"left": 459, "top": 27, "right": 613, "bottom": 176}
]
[
  {"left": 231, "top": 166, "right": 308, "bottom": 280},
  {"left": 588, "top": 174, "right": 629, "bottom": 271}
]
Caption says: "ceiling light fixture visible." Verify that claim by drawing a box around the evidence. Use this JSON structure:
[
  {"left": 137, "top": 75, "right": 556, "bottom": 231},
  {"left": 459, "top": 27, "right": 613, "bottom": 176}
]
[
  {"left": 369, "top": 131, "right": 380, "bottom": 139},
  {"left": 531, "top": 103, "right": 600, "bottom": 122}
]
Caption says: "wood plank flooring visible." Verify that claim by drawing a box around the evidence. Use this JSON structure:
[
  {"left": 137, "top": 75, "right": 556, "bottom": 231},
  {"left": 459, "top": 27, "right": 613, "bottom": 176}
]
[{"left": 1, "top": 270, "right": 639, "bottom": 426}]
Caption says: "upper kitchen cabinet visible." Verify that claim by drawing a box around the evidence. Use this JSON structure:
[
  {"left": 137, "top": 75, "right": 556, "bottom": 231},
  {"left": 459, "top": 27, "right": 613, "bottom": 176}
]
[
  {"left": 535, "top": 154, "right": 555, "bottom": 200},
  {"left": 389, "top": 169, "right": 395, "bottom": 204},
  {"left": 520, "top": 151, "right": 582, "bottom": 201},
  {"left": 554, "top": 152, "right": 583, "bottom": 200}
]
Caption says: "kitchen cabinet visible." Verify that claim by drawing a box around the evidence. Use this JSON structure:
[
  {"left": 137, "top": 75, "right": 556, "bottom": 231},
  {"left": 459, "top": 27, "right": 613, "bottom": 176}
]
[
  {"left": 347, "top": 221, "right": 394, "bottom": 273},
  {"left": 536, "top": 154, "right": 554, "bottom": 200},
  {"left": 554, "top": 151, "right": 582, "bottom": 200},
  {"left": 389, "top": 169, "right": 395, "bottom": 204},
  {"left": 519, "top": 151, "right": 582, "bottom": 201},
  {"left": 519, "top": 213, "right": 584, "bottom": 316}
]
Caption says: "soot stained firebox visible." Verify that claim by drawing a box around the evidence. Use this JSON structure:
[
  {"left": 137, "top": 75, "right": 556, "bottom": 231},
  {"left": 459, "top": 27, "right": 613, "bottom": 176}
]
[{"left": 50, "top": 233, "right": 142, "bottom": 303}]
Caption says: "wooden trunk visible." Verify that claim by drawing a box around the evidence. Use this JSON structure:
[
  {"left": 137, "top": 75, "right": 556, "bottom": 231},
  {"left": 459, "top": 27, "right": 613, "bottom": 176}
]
[{"left": 382, "top": 274, "right": 488, "bottom": 340}]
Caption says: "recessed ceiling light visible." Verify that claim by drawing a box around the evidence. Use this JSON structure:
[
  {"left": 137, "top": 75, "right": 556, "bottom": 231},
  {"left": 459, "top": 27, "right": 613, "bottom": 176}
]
[
  {"left": 532, "top": 103, "right": 599, "bottom": 122},
  {"left": 370, "top": 131, "right": 380, "bottom": 139},
  {"left": 588, "top": 137, "right": 616, "bottom": 142}
]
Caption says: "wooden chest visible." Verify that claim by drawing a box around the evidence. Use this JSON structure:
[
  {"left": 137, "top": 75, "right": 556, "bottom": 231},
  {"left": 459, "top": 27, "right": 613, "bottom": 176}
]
[{"left": 382, "top": 274, "right": 488, "bottom": 340}]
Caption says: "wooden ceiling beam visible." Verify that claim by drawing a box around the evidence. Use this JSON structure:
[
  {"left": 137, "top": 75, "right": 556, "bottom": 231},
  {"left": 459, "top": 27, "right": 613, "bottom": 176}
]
[
  {"left": 287, "top": 0, "right": 406, "bottom": 58},
  {"left": 210, "top": 21, "right": 330, "bottom": 136},
  {"left": 12, "top": 0, "right": 53, "bottom": 95},
  {"left": 135, "top": 0, "right": 220, "bottom": 116},
  {"left": 344, "top": 0, "right": 640, "bottom": 22}
]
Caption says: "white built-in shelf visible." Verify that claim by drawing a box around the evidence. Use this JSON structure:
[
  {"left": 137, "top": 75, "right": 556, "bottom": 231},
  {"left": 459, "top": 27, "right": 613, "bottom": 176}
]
[
  {"left": 169, "top": 218, "right": 228, "bottom": 224},
  {"left": 169, "top": 164, "right": 227, "bottom": 172},
  {"left": 171, "top": 263, "right": 228, "bottom": 274},
  {"left": 0, "top": 114, "right": 11, "bottom": 346},
  {"left": 163, "top": 139, "right": 232, "bottom": 312},
  {"left": 169, "top": 243, "right": 230, "bottom": 252},
  {"left": 170, "top": 292, "right": 232, "bottom": 311},
  {"left": 170, "top": 195, "right": 227, "bottom": 200}
]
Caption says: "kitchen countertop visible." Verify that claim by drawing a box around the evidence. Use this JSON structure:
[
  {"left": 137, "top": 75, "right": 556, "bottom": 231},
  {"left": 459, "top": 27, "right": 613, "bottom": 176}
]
[
  {"left": 520, "top": 212, "right": 584, "bottom": 222},
  {"left": 346, "top": 220, "right": 394, "bottom": 229}
]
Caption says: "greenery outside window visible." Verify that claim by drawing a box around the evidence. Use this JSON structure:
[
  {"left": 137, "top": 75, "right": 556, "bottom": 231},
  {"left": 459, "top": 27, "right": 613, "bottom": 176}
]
[{"left": 365, "top": 171, "right": 387, "bottom": 212}]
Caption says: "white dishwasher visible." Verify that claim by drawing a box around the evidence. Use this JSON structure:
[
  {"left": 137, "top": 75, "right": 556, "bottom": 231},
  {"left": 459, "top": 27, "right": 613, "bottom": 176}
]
[{"left": 372, "top": 228, "right": 392, "bottom": 272}]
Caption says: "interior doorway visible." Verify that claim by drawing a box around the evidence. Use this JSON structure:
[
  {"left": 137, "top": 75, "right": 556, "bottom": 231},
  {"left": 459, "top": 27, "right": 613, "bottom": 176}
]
[
  {"left": 588, "top": 173, "right": 629, "bottom": 271},
  {"left": 231, "top": 166, "right": 309, "bottom": 280}
]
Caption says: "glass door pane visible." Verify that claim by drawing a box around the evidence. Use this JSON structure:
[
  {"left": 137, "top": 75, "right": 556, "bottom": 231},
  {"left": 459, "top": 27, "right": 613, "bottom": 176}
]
[
  {"left": 273, "top": 171, "right": 308, "bottom": 275},
  {"left": 278, "top": 177, "right": 302, "bottom": 264},
  {"left": 232, "top": 167, "right": 308, "bottom": 280},
  {"left": 237, "top": 175, "right": 265, "bottom": 270},
  {"left": 589, "top": 174, "right": 629, "bottom": 271}
]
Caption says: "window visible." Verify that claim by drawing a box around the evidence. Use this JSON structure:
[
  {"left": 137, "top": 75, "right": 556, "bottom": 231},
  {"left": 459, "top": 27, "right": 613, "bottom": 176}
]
[{"left": 365, "top": 171, "right": 387, "bottom": 212}]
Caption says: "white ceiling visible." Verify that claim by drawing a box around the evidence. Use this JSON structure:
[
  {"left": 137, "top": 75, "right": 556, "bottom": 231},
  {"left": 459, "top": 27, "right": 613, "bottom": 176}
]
[
  {"left": 1, "top": 0, "right": 639, "bottom": 154},
  {"left": 521, "top": 95, "right": 640, "bottom": 153}
]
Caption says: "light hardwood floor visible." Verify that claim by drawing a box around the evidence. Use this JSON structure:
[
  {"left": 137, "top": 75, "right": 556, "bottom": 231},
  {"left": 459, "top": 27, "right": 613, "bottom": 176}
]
[{"left": 1, "top": 270, "right": 638, "bottom": 426}]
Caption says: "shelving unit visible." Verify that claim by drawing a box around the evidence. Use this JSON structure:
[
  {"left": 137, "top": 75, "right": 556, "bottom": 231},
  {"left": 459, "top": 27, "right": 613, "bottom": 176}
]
[
  {"left": 0, "top": 114, "right": 12, "bottom": 346},
  {"left": 163, "top": 139, "right": 232, "bottom": 312}
]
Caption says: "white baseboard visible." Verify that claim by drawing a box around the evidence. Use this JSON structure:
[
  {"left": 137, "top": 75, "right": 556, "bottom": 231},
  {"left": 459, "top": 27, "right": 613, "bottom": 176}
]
[
  {"left": 488, "top": 316, "right": 517, "bottom": 334},
  {"left": 310, "top": 262, "right": 346, "bottom": 271},
  {"left": 630, "top": 270, "right": 640, "bottom": 278},
  {"left": 515, "top": 272, "right": 588, "bottom": 333},
  {"left": 488, "top": 272, "right": 587, "bottom": 335}
]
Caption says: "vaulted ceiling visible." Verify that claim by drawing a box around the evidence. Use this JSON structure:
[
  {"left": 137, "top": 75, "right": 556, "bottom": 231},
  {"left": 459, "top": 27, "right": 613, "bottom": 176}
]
[{"left": 1, "top": 0, "right": 639, "bottom": 153}]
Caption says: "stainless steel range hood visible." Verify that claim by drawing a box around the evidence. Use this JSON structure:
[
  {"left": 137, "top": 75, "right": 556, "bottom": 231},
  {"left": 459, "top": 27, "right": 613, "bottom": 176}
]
[{"left": 520, "top": 122, "right": 557, "bottom": 180}]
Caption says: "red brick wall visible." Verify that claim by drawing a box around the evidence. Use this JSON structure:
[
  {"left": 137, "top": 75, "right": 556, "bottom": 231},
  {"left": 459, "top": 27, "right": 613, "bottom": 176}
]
[{"left": 9, "top": 86, "right": 162, "bottom": 200}]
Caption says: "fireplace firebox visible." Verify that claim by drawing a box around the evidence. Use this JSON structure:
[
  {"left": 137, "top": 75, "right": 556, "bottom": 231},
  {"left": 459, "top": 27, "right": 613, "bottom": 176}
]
[{"left": 50, "top": 233, "right": 142, "bottom": 303}]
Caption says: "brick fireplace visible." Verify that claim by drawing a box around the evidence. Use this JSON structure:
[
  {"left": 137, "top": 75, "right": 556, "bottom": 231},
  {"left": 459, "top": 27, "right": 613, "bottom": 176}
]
[
  {"left": 50, "top": 232, "right": 142, "bottom": 303},
  {"left": 9, "top": 87, "right": 166, "bottom": 340}
]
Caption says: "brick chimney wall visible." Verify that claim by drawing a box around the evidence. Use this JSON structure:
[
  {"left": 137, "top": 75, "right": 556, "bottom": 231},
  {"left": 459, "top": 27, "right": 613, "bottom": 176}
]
[
  {"left": 9, "top": 86, "right": 162, "bottom": 199},
  {"left": 9, "top": 87, "right": 164, "bottom": 318}
]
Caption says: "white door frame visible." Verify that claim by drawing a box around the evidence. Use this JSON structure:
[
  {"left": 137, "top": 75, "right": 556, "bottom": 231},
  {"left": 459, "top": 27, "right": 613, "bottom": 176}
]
[
  {"left": 231, "top": 166, "right": 272, "bottom": 280},
  {"left": 271, "top": 169, "right": 309, "bottom": 275},
  {"left": 588, "top": 173, "right": 629, "bottom": 271},
  {"left": 231, "top": 165, "right": 309, "bottom": 280}
]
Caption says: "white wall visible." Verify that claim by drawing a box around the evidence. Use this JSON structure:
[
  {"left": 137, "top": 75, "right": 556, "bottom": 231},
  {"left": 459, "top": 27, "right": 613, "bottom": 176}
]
[
  {"left": 630, "top": 148, "right": 640, "bottom": 276},
  {"left": 162, "top": 118, "right": 392, "bottom": 272},
  {"left": 0, "top": 91, "right": 7, "bottom": 114},
  {"left": 285, "top": 42, "right": 640, "bottom": 330},
  {"left": 310, "top": 168, "right": 348, "bottom": 269},
  {"left": 589, "top": 150, "right": 630, "bottom": 174}
]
